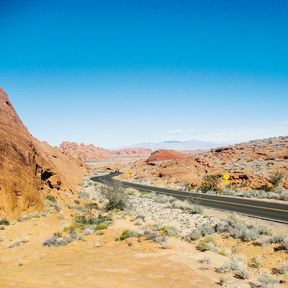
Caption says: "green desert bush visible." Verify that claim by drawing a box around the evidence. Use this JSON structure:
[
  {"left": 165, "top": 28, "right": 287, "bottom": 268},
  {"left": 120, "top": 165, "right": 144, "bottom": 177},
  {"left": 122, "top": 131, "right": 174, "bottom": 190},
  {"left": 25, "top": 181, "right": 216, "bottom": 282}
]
[
  {"left": 46, "top": 194, "right": 57, "bottom": 202},
  {"left": 94, "top": 223, "right": 108, "bottom": 231},
  {"left": 249, "top": 257, "right": 262, "bottom": 269},
  {"left": 0, "top": 218, "right": 10, "bottom": 226},
  {"left": 119, "top": 230, "right": 141, "bottom": 241}
]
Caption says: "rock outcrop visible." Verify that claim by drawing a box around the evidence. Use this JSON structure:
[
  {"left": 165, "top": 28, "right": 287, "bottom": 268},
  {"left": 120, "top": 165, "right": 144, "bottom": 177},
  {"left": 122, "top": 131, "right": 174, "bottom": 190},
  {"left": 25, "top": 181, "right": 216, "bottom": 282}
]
[
  {"left": 124, "top": 136, "right": 288, "bottom": 191},
  {"left": 0, "top": 88, "right": 87, "bottom": 217},
  {"left": 59, "top": 142, "right": 151, "bottom": 161}
]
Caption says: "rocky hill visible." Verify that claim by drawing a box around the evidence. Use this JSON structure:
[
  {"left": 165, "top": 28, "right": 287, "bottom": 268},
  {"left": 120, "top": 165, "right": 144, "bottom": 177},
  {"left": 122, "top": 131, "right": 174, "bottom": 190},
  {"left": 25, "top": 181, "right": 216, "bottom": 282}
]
[
  {"left": 0, "top": 88, "right": 87, "bottom": 217},
  {"left": 59, "top": 142, "right": 151, "bottom": 161},
  {"left": 123, "top": 137, "right": 288, "bottom": 192}
]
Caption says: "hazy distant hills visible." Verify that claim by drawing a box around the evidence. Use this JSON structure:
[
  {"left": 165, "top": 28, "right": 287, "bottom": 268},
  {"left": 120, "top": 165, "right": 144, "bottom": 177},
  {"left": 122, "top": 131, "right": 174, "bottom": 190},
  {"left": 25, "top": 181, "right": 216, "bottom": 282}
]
[{"left": 130, "top": 140, "right": 227, "bottom": 151}]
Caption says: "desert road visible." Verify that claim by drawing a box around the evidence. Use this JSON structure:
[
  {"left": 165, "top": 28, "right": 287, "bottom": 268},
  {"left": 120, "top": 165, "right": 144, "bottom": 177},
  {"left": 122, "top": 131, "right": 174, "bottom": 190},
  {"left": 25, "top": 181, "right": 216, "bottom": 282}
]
[{"left": 91, "top": 172, "right": 288, "bottom": 224}]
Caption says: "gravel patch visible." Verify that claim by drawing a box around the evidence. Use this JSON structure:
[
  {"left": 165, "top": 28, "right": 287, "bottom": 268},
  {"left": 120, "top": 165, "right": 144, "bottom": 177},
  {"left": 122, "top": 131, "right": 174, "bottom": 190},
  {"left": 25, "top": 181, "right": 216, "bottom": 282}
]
[{"left": 86, "top": 179, "right": 220, "bottom": 238}]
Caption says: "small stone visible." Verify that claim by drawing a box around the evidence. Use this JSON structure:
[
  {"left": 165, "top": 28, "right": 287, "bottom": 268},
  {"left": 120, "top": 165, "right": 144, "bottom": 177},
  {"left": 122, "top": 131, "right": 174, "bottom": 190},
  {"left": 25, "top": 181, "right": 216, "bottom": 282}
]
[{"left": 95, "top": 242, "right": 101, "bottom": 248}]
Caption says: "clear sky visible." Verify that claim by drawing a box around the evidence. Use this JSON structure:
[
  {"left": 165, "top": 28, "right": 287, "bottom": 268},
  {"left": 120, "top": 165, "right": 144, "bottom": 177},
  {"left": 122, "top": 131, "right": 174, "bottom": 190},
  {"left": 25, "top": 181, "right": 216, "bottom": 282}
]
[{"left": 1, "top": 0, "right": 288, "bottom": 148}]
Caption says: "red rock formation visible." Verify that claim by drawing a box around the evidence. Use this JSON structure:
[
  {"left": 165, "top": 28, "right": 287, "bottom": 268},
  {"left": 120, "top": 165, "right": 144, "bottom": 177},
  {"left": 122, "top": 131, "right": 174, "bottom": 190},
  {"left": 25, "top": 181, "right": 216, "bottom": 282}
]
[
  {"left": 59, "top": 142, "right": 111, "bottom": 161},
  {"left": 0, "top": 88, "right": 87, "bottom": 217},
  {"left": 126, "top": 137, "right": 288, "bottom": 190},
  {"left": 147, "top": 150, "right": 188, "bottom": 163},
  {"left": 59, "top": 142, "right": 151, "bottom": 161}
]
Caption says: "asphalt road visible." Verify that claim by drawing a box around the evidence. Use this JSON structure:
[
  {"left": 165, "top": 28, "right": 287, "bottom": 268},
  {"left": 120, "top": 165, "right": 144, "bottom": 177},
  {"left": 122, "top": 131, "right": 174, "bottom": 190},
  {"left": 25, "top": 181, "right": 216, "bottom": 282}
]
[{"left": 91, "top": 172, "right": 288, "bottom": 224}]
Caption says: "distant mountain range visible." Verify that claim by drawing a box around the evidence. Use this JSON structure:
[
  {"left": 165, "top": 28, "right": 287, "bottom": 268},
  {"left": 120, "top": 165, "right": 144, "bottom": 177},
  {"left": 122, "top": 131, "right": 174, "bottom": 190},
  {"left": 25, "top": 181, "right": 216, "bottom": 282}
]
[{"left": 130, "top": 140, "right": 227, "bottom": 151}]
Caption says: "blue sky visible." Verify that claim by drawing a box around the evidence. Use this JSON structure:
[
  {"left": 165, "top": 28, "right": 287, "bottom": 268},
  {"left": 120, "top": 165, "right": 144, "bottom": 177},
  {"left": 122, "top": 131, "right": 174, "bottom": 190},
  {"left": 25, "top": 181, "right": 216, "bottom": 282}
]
[{"left": 1, "top": 0, "right": 288, "bottom": 148}]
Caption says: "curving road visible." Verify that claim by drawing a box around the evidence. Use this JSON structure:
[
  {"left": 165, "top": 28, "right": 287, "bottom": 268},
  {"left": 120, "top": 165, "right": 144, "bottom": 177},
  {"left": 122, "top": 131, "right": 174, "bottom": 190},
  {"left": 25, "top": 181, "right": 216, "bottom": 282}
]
[{"left": 91, "top": 172, "right": 288, "bottom": 224}]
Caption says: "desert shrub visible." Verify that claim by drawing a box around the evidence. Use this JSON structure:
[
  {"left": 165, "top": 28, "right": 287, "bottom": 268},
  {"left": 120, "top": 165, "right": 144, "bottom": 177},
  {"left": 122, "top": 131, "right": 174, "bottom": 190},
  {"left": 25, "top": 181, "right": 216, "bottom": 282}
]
[
  {"left": 199, "top": 257, "right": 211, "bottom": 265},
  {"left": 250, "top": 257, "right": 262, "bottom": 268},
  {"left": 185, "top": 224, "right": 216, "bottom": 241},
  {"left": 276, "top": 263, "right": 288, "bottom": 275},
  {"left": 171, "top": 200, "right": 203, "bottom": 214},
  {"left": 0, "top": 218, "right": 10, "bottom": 226},
  {"left": 119, "top": 230, "right": 141, "bottom": 241},
  {"left": 84, "top": 202, "right": 99, "bottom": 223},
  {"left": 271, "top": 234, "right": 285, "bottom": 244},
  {"left": 53, "top": 232, "right": 63, "bottom": 238},
  {"left": 9, "top": 236, "right": 29, "bottom": 249},
  {"left": 282, "top": 239, "right": 288, "bottom": 251},
  {"left": 217, "top": 216, "right": 270, "bottom": 242},
  {"left": 79, "top": 191, "right": 90, "bottom": 200},
  {"left": 94, "top": 223, "right": 108, "bottom": 231},
  {"left": 219, "top": 247, "right": 232, "bottom": 257},
  {"left": 197, "top": 236, "right": 218, "bottom": 252},
  {"left": 279, "top": 190, "right": 288, "bottom": 201},
  {"left": 125, "top": 188, "right": 141, "bottom": 196},
  {"left": 63, "top": 225, "right": 77, "bottom": 233},
  {"left": 153, "top": 194, "right": 171, "bottom": 204},
  {"left": 258, "top": 274, "right": 280, "bottom": 288},
  {"left": 46, "top": 194, "right": 57, "bottom": 202},
  {"left": 158, "top": 225, "right": 178, "bottom": 236},
  {"left": 217, "top": 257, "right": 249, "bottom": 279},
  {"left": 73, "top": 213, "right": 112, "bottom": 226},
  {"left": 42, "top": 235, "right": 73, "bottom": 247},
  {"left": 217, "top": 277, "right": 228, "bottom": 286},
  {"left": 198, "top": 175, "right": 220, "bottom": 193},
  {"left": 269, "top": 172, "right": 284, "bottom": 187},
  {"left": 144, "top": 230, "right": 167, "bottom": 244},
  {"left": 104, "top": 183, "right": 127, "bottom": 211}
]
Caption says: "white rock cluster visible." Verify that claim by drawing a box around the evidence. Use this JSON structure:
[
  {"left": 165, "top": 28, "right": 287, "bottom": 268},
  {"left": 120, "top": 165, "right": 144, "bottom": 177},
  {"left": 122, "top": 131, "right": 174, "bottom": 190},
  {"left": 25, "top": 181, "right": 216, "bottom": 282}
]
[{"left": 85, "top": 179, "right": 220, "bottom": 238}]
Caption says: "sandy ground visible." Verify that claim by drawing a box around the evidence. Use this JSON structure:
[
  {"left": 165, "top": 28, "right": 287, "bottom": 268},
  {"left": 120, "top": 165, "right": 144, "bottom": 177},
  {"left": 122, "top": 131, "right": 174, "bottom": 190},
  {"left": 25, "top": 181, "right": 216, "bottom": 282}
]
[
  {"left": 1, "top": 159, "right": 287, "bottom": 288},
  {"left": 0, "top": 214, "right": 223, "bottom": 288}
]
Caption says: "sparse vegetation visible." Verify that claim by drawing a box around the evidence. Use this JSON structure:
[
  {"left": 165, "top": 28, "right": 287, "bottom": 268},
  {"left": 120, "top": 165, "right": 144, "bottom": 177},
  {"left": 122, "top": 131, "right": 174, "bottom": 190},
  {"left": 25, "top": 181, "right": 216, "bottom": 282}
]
[
  {"left": 94, "top": 223, "right": 108, "bottom": 231},
  {"left": 0, "top": 218, "right": 10, "bottom": 226},
  {"left": 104, "top": 183, "right": 127, "bottom": 211},
  {"left": 215, "top": 215, "right": 270, "bottom": 242},
  {"left": 198, "top": 175, "right": 220, "bottom": 193},
  {"left": 258, "top": 273, "right": 280, "bottom": 288},
  {"left": 249, "top": 257, "right": 262, "bottom": 269},
  {"left": 276, "top": 263, "right": 288, "bottom": 275},
  {"left": 217, "top": 257, "right": 249, "bottom": 280},
  {"left": 171, "top": 199, "right": 203, "bottom": 214},
  {"left": 184, "top": 223, "right": 217, "bottom": 242},
  {"left": 46, "top": 194, "right": 57, "bottom": 202},
  {"left": 217, "top": 277, "right": 228, "bottom": 286},
  {"left": 269, "top": 172, "right": 284, "bottom": 187},
  {"left": 197, "top": 236, "right": 218, "bottom": 252},
  {"left": 118, "top": 229, "right": 141, "bottom": 241},
  {"left": 144, "top": 230, "right": 168, "bottom": 244},
  {"left": 42, "top": 235, "right": 73, "bottom": 247}
]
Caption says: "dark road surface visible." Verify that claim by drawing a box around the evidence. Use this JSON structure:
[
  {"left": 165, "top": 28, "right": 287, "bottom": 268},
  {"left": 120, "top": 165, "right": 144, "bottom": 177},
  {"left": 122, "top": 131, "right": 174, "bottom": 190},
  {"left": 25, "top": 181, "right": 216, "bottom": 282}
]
[{"left": 91, "top": 172, "right": 288, "bottom": 224}]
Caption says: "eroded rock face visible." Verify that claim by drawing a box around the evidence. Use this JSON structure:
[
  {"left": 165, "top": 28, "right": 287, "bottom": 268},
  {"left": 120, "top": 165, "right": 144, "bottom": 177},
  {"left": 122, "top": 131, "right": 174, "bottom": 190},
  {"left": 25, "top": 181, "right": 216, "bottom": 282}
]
[
  {"left": 59, "top": 142, "right": 151, "bottom": 161},
  {"left": 0, "top": 88, "right": 44, "bottom": 216},
  {"left": 59, "top": 142, "right": 111, "bottom": 161},
  {"left": 0, "top": 88, "right": 87, "bottom": 217}
]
